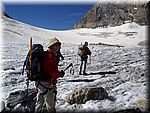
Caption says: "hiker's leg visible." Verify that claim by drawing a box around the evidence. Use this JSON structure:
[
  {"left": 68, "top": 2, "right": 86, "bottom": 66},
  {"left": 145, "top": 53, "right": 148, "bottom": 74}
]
[
  {"left": 34, "top": 82, "right": 48, "bottom": 113},
  {"left": 45, "top": 88, "right": 55, "bottom": 112},
  {"left": 83, "top": 60, "right": 87, "bottom": 74},
  {"left": 79, "top": 60, "right": 83, "bottom": 74},
  {"left": 35, "top": 90, "right": 44, "bottom": 113}
]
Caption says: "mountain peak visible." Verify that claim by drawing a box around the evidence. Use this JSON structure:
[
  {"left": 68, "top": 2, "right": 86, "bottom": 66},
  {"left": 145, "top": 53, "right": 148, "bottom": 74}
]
[
  {"left": 73, "top": 2, "right": 149, "bottom": 29},
  {"left": 2, "top": 10, "right": 13, "bottom": 19}
]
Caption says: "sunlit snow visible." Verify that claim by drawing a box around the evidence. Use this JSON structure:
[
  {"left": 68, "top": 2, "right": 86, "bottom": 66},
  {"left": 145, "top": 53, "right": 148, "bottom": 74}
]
[{"left": 1, "top": 15, "right": 148, "bottom": 112}]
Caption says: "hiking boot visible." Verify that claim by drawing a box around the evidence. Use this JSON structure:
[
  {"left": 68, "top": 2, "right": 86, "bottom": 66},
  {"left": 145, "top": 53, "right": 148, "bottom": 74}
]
[{"left": 83, "top": 72, "right": 88, "bottom": 75}]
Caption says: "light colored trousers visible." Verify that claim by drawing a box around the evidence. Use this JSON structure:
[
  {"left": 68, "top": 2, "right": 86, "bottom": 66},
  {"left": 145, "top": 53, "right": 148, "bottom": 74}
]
[{"left": 34, "top": 81, "right": 56, "bottom": 113}]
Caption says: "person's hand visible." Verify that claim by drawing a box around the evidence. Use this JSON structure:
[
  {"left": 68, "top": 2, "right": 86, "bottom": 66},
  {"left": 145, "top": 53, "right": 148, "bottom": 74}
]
[{"left": 60, "top": 70, "right": 65, "bottom": 77}]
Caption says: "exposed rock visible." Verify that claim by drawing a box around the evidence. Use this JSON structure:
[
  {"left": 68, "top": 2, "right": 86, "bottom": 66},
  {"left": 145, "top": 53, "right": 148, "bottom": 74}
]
[
  {"left": 2, "top": 11, "right": 12, "bottom": 19},
  {"left": 138, "top": 40, "right": 147, "bottom": 46},
  {"left": 90, "top": 42, "right": 124, "bottom": 47},
  {"left": 2, "top": 88, "right": 147, "bottom": 113},
  {"left": 112, "top": 107, "right": 143, "bottom": 113},
  {"left": 4, "top": 89, "right": 37, "bottom": 113},
  {"left": 73, "top": 2, "right": 149, "bottom": 29},
  {"left": 3, "top": 67, "right": 15, "bottom": 71},
  {"left": 66, "top": 87, "right": 108, "bottom": 104}
]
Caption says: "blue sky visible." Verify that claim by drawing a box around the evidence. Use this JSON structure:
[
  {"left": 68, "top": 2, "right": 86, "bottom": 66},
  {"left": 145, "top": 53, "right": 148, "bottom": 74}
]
[{"left": 3, "top": 3, "right": 94, "bottom": 30}]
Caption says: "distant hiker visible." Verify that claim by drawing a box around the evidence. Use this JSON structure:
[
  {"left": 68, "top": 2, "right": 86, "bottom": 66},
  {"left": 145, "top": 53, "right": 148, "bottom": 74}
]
[
  {"left": 78, "top": 41, "right": 91, "bottom": 75},
  {"left": 34, "top": 37, "right": 65, "bottom": 113}
]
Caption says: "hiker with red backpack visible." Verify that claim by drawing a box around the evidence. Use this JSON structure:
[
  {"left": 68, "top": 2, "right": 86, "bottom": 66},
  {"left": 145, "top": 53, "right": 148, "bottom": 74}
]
[
  {"left": 34, "top": 37, "right": 65, "bottom": 113},
  {"left": 78, "top": 41, "right": 91, "bottom": 75}
]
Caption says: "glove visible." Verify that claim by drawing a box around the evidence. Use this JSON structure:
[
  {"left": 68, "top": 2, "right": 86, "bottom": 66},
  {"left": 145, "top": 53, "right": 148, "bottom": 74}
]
[{"left": 60, "top": 70, "right": 65, "bottom": 77}]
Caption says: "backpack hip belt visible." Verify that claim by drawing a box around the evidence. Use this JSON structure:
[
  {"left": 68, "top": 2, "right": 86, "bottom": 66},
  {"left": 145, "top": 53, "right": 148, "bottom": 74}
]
[{"left": 36, "top": 81, "right": 56, "bottom": 95}]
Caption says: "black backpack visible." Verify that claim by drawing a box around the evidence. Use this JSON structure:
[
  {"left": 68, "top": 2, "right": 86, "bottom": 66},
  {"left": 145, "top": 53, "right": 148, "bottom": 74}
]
[{"left": 22, "top": 44, "right": 49, "bottom": 81}]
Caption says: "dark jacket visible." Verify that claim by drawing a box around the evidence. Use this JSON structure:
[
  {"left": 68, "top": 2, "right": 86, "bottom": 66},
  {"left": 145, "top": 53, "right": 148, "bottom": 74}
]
[{"left": 78, "top": 44, "right": 91, "bottom": 60}]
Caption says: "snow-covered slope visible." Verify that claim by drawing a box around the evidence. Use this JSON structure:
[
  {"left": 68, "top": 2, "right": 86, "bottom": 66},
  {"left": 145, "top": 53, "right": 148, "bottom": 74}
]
[
  {"left": 2, "top": 15, "right": 147, "bottom": 47},
  {"left": 1, "top": 16, "right": 148, "bottom": 112}
]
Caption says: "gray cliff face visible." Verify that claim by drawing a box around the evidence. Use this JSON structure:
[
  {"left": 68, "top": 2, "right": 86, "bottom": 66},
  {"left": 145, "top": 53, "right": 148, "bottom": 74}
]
[{"left": 74, "top": 3, "right": 148, "bottom": 29}]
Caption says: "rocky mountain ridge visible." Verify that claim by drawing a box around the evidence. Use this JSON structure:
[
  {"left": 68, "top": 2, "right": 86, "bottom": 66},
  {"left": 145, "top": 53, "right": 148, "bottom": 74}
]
[
  {"left": 2, "top": 11, "right": 12, "bottom": 19},
  {"left": 74, "top": 2, "right": 149, "bottom": 29}
]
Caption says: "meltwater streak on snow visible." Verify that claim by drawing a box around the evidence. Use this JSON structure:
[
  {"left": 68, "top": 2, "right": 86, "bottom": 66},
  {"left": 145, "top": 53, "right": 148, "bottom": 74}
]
[{"left": 1, "top": 16, "right": 148, "bottom": 112}]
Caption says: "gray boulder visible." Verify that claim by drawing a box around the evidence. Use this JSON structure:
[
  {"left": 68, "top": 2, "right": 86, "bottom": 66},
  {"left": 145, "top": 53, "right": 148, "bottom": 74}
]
[{"left": 66, "top": 87, "right": 108, "bottom": 104}]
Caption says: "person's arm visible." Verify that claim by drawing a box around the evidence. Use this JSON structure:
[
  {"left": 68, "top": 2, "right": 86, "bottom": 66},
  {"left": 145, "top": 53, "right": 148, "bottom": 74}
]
[
  {"left": 87, "top": 47, "right": 91, "bottom": 64},
  {"left": 59, "top": 52, "right": 64, "bottom": 60},
  {"left": 87, "top": 47, "right": 91, "bottom": 55}
]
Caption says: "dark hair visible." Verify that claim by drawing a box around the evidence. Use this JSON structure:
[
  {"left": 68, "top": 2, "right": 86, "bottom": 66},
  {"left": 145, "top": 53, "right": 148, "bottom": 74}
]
[
  {"left": 84, "top": 42, "right": 88, "bottom": 46},
  {"left": 85, "top": 41, "right": 88, "bottom": 44}
]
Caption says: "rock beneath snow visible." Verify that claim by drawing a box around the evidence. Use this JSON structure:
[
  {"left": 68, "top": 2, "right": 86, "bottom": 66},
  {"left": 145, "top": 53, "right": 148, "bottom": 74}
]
[
  {"left": 66, "top": 87, "right": 108, "bottom": 104},
  {"left": 112, "top": 107, "right": 142, "bottom": 113},
  {"left": 4, "top": 89, "right": 37, "bottom": 113}
]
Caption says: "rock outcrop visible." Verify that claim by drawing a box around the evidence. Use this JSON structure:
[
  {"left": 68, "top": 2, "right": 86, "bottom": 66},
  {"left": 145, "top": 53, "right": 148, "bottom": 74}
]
[
  {"left": 1, "top": 88, "right": 148, "bottom": 113},
  {"left": 74, "top": 2, "right": 149, "bottom": 29},
  {"left": 66, "top": 87, "right": 108, "bottom": 104},
  {"left": 2, "top": 11, "right": 12, "bottom": 19},
  {"left": 3, "top": 89, "right": 37, "bottom": 113}
]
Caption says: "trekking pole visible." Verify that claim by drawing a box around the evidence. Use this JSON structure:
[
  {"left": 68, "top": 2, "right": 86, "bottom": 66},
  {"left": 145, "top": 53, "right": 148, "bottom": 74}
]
[
  {"left": 25, "top": 79, "right": 29, "bottom": 98},
  {"left": 63, "top": 63, "right": 73, "bottom": 72}
]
